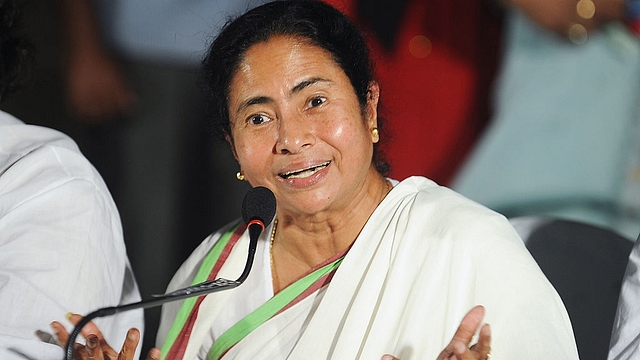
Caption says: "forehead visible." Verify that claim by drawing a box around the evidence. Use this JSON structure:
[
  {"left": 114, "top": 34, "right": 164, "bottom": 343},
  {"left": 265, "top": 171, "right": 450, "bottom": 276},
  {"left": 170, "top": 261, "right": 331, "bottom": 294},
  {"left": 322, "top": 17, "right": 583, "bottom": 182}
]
[
  {"left": 231, "top": 36, "right": 342, "bottom": 88},
  {"left": 243, "top": 35, "right": 333, "bottom": 62}
]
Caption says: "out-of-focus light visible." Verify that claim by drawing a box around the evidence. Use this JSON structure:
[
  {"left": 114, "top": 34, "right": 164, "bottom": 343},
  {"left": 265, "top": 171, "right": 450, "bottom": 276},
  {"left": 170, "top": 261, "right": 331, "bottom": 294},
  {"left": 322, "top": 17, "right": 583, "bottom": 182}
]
[
  {"left": 577, "top": 0, "right": 596, "bottom": 20},
  {"left": 409, "top": 35, "right": 432, "bottom": 58},
  {"left": 568, "top": 23, "right": 588, "bottom": 44}
]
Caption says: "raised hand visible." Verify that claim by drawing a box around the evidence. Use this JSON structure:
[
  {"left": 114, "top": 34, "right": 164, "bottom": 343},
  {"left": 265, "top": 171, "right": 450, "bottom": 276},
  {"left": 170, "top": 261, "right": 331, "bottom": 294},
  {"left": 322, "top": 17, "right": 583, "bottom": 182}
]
[
  {"left": 435, "top": 305, "right": 491, "bottom": 360},
  {"left": 51, "top": 313, "right": 161, "bottom": 360},
  {"left": 382, "top": 305, "right": 491, "bottom": 360}
]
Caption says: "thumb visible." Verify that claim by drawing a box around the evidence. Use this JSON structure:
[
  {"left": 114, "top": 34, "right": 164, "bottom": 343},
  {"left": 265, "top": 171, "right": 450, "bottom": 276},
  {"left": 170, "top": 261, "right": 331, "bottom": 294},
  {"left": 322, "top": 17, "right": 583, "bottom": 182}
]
[{"left": 382, "top": 355, "right": 400, "bottom": 360}]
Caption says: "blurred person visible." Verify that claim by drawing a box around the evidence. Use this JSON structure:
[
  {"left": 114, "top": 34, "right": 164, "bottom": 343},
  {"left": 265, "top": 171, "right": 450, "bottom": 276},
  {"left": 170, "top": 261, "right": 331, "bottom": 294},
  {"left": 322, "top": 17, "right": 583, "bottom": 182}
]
[
  {"left": 0, "top": 0, "right": 143, "bottom": 358},
  {"left": 59, "top": 0, "right": 269, "bottom": 353},
  {"left": 452, "top": 0, "right": 640, "bottom": 240},
  {"left": 322, "top": 0, "right": 504, "bottom": 185},
  {"left": 55, "top": 2, "right": 578, "bottom": 359}
]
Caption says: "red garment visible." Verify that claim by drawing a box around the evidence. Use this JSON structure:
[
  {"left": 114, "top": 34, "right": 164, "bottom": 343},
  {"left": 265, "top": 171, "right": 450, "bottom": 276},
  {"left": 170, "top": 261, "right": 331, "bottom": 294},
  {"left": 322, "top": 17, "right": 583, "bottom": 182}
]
[{"left": 323, "top": 0, "right": 502, "bottom": 184}]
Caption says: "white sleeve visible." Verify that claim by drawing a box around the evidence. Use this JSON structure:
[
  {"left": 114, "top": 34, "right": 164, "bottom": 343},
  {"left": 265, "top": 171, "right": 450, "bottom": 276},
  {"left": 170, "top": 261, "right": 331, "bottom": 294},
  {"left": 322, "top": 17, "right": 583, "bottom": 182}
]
[{"left": 0, "top": 142, "right": 143, "bottom": 359}]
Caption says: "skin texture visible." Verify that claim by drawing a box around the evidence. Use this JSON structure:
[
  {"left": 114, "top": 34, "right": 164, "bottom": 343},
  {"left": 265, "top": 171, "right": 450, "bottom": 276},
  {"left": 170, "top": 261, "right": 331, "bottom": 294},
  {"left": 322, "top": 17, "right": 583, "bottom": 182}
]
[
  {"left": 226, "top": 35, "right": 388, "bottom": 291},
  {"left": 51, "top": 313, "right": 160, "bottom": 360}
]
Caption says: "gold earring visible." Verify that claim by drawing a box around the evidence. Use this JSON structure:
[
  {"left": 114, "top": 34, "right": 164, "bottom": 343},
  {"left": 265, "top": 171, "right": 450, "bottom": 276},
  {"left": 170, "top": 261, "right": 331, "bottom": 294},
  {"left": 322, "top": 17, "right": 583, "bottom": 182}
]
[
  {"left": 236, "top": 171, "right": 246, "bottom": 181},
  {"left": 371, "top": 127, "right": 379, "bottom": 143}
]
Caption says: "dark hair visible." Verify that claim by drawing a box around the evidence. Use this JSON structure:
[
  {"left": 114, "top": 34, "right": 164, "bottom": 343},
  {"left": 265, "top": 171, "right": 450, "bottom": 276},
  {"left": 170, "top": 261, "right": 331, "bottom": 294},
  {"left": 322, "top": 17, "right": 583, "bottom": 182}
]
[
  {"left": 201, "top": 0, "right": 389, "bottom": 175},
  {"left": 0, "top": 0, "right": 33, "bottom": 101}
]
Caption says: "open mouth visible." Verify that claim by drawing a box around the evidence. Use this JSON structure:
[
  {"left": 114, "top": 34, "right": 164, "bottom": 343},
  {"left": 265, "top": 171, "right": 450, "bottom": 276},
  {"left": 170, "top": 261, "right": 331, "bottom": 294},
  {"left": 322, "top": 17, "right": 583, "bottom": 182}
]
[{"left": 280, "top": 161, "right": 331, "bottom": 179}]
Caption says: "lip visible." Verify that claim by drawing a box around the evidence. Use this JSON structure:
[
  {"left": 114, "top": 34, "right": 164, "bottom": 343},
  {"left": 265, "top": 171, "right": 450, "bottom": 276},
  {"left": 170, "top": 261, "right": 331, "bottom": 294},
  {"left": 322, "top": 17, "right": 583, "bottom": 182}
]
[
  {"left": 279, "top": 160, "right": 331, "bottom": 178},
  {"left": 277, "top": 160, "right": 331, "bottom": 187}
]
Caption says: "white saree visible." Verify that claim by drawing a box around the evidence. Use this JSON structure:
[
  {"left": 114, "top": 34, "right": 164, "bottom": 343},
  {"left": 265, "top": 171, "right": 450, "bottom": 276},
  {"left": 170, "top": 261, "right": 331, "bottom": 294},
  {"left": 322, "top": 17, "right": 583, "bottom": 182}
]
[{"left": 157, "top": 176, "right": 579, "bottom": 359}]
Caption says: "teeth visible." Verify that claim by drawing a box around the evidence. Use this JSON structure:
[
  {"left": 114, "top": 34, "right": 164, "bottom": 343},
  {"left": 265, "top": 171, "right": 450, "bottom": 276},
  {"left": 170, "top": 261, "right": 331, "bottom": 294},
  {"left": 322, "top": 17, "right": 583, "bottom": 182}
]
[{"left": 281, "top": 161, "right": 330, "bottom": 179}]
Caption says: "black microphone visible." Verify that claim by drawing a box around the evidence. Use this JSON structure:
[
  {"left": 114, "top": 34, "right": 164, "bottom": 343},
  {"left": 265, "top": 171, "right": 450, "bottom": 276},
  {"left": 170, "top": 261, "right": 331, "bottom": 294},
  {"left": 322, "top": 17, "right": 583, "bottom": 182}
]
[{"left": 63, "top": 186, "right": 276, "bottom": 360}]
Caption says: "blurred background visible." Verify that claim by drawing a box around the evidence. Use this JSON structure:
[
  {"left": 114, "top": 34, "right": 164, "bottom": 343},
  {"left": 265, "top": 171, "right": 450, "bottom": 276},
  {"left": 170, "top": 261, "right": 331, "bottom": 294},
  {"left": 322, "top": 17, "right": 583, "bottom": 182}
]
[{"left": 3, "top": 0, "right": 639, "bottom": 356}]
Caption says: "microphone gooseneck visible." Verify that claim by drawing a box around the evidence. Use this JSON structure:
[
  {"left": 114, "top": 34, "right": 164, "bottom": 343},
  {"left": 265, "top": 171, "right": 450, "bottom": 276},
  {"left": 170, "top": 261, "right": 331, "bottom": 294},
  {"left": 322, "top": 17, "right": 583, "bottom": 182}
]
[
  {"left": 63, "top": 186, "right": 276, "bottom": 360},
  {"left": 237, "top": 185, "right": 276, "bottom": 282}
]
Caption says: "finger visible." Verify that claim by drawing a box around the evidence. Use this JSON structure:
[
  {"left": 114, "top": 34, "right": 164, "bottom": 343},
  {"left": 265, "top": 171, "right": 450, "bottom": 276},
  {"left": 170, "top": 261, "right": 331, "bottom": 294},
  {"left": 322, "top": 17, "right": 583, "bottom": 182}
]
[
  {"left": 65, "top": 313, "right": 122, "bottom": 359},
  {"left": 86, "top": 334, "right": 105, "bottom": 360},
  {"left": 51, "top": 321, "right": 88, "bottom": 360},
  {"left": 436, "top": 306, "right": 487, "bottom": 360},
  {"left": 67, "top": 313, "right": 107, "bottom": 342},
  {"left": 146, "top": 348, "right": 162, "bottom": 360},
  {"left": 451, "top": 305, "right": 485, "bottom": 345},
  {"left": 473, "top": 324, "right": 492, "bottom": 359},
  {"left": 381, "top": 355, "right": 400, "bottom": 360},
  {"left": 456, "top": 324, "right": 492, "bottom": 360},
  {"left": 51, "top": 321, "right": 70, "bottom": 347},
  {"left": 436, "top": 347, "right": 453, "bottom": 360},
  {"left": 117, "top": 328, "right": 141, "bottom": 360},
  {"left": 451, "top": 339, "right": 488, "bottom": 360}
]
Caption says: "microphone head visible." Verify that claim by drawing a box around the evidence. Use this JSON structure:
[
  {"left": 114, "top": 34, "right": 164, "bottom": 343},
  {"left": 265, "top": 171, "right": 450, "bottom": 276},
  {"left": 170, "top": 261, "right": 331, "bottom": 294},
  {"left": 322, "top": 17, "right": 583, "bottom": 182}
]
[{"left": 241, "top": 186, "right": 276, "bottom": 227}]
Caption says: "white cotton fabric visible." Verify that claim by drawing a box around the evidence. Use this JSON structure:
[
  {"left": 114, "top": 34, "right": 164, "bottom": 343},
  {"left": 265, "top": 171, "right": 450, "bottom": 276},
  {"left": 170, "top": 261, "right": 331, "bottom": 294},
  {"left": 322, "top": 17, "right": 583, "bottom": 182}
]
[
  {"left": 158, "top": 176, "right": 579, "bottom": 359},
  {"left": 0, "top": 111, "right": 143, "bottom": 359},
  {"left": 609, "top": 237, "right": 640, "bottom": 360}
]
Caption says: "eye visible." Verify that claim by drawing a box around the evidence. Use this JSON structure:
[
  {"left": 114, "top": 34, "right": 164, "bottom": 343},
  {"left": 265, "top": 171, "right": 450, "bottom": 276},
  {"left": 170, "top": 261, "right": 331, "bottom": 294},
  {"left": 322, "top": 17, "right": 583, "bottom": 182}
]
[
  {"left": 309, "top": 96, "right": 326, "bottom": 108},
  {"left": 248, "top": 114, "right": 272, "bottom": 125}
]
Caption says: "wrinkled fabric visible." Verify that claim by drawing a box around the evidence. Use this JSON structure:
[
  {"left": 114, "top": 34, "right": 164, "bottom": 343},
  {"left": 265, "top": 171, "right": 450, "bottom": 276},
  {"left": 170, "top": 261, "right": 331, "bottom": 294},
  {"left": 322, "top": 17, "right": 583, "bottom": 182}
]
[
  {"left": 0, "top": 110, "right": 143, "bottom": 359},
  {"left": 158, "top": 176, "right": 578, "bottom": 359}
]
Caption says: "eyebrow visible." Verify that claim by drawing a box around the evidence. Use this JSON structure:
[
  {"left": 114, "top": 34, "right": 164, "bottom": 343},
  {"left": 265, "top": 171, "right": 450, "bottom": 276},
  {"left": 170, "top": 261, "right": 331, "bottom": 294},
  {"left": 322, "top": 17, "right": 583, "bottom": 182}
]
[
  {"left": 290, "top": 77, "right": 331, "bottom": 94},
  {"left": 235, "top": 77, "right": 332, "bottom": 115}
]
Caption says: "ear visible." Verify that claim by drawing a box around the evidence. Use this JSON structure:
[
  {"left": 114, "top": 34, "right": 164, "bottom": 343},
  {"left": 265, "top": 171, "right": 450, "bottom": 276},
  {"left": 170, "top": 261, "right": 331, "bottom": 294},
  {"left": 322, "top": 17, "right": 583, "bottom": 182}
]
[
  {"left": 225, "top": 134, "right": 239, "bottom": 161},
  {"left": 365, "top": 81, "right": 380, "bottom": 130}
]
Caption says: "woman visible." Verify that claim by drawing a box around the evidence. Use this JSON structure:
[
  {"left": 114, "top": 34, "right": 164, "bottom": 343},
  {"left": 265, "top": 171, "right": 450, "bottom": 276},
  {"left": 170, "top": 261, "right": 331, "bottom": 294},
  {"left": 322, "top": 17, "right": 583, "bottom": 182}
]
[{"left": 52, "top": 1, "right": 578, "bottom": 359}]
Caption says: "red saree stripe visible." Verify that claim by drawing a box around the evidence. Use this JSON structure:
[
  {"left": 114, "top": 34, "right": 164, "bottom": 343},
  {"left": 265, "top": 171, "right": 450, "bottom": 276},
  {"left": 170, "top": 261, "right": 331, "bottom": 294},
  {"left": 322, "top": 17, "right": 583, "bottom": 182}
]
[{"left": 165, "top": 223, "right": 247, "bottom": 359}]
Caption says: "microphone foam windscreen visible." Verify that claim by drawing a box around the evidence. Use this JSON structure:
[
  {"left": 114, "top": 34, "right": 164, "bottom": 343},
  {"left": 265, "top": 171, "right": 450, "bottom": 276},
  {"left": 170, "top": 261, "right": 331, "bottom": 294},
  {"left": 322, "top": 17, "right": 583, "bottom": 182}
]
[{"left": 241, "top": 186, "right": 276, "bottom": 227}]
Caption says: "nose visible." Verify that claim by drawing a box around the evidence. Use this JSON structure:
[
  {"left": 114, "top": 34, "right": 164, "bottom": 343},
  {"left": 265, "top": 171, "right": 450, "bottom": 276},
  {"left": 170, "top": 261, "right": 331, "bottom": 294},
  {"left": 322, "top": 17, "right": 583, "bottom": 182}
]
[{"left": 275, "top": 115, "right": 315, "bottom": 154}]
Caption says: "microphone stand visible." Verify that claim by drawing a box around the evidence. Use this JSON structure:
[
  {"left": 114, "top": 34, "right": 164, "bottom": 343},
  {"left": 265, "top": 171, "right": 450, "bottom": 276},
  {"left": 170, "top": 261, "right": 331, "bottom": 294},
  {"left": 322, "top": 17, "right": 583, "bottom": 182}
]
[{"left": 63, "top": 226, "right": 261, "bottom": 360}]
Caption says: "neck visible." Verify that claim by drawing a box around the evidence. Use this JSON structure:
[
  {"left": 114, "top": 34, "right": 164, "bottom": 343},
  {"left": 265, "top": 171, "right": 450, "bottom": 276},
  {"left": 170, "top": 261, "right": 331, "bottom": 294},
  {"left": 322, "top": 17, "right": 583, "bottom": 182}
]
[{"left": 270, "top": 174, "right": 392, "bottom": 290}]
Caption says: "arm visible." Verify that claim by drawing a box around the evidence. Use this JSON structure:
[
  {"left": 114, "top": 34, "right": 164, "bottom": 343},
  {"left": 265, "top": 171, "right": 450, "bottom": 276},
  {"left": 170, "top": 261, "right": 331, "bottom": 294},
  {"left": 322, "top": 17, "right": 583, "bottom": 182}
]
[
  {"left": 58, "top": 0, "right": 136, "bottom": 122},
  {"left": 0, "top": 134, "right": 142, "bottom": 358}
]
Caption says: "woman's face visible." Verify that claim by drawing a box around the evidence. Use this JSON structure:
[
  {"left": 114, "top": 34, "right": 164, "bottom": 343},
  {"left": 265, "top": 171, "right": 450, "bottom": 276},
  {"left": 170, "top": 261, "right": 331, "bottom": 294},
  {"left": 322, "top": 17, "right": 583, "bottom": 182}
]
[{"left": 227, "top": 36, "right": 380, "bottom": 217}]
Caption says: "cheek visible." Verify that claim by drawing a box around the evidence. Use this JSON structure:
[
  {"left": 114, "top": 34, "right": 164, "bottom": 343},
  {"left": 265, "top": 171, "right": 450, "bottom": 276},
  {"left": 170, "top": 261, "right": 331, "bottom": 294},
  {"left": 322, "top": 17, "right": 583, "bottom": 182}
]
[
  {"left": 233, "top": 136, "right": 271, "bottom": 171},
  {"left": 332, "top": 117, "right": 370, "bottom": 147},
  {"left": 326, "top": 108, "right": 366, "bottom": 141},
  {"left": 234, "top": 141, "right": 255, "bottom": 164},
  {"left": 329, "top": 125, "right": 373, "bottom": 168}
]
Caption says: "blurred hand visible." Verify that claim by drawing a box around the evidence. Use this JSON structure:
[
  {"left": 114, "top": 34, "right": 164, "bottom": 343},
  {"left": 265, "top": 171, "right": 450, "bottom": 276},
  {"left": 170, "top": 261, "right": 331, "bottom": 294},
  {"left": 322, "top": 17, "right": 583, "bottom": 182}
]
[
  {"left": 65, "top": 49, "right": 136, "bottom": 124},
  {"left": 51, "top": 313, "right": 160, "bottom": 360},
  {"left": 382, "top": 305, "right": 491, "bottom": 360}
]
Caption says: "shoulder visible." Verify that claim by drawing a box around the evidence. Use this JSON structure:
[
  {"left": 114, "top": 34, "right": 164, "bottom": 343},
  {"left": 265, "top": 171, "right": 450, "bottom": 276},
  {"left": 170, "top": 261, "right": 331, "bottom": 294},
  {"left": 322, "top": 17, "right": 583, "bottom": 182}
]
[
  {"left": 165, "top": 220, "right": 246, "bottom": 292},
  {"left": 0, "top": 113, "right": 124, "bottom": 261},
  {"left": 1, "top": 114, "right": 108, "bottom": 199},
  {"left": 393, "top": 176, "right": 513, "bottom": 233},
  {"left": 385, "top": 176, "right": 528, "bottom": 264}
]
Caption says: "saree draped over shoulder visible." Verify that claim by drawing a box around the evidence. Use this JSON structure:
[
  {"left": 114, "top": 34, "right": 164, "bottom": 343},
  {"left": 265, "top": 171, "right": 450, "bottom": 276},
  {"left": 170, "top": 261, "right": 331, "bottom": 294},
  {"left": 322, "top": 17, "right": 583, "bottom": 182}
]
[{"left": 157, "top": 176, "right": 579, "bottom": 360}]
